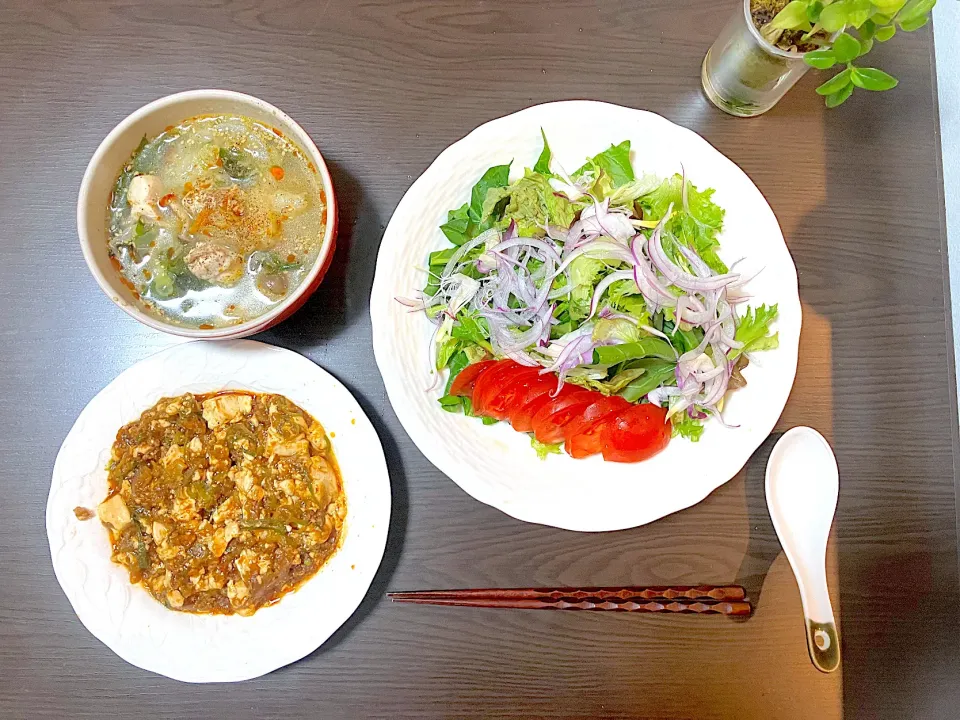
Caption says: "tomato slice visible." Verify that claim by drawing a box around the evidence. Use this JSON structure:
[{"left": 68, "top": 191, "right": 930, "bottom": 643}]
[
  {"left": 449, "top": 360, "right": 497, "bottom": 398},
  {"left": 471, "top": 360, "right": 522, "bottom": 415},
  {"left": 601, "top": 403, "right": 672, "bottom": 463},
  {"left": 530, "top": 388, "right": 597, "bottom": 444},
  {"left": 482, "top": 367, "right": 544, "bottom": 421},
  {"left": 509, "top": 375, "right": 560, "bottom": 432},
  {"left": 564, "top": 396, "right": 631, "bottom": 459}
]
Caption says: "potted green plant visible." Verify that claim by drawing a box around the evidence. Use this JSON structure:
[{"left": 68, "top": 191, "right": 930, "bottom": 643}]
[{"left": 702, "top": 0, "right": 938, "bottom": 117}]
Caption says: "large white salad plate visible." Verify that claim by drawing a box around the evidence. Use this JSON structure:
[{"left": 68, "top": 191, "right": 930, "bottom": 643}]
[
  {"left": 370, "top": 100, "right": 800, "bottom": 532},
  {"left": 46, "top": 340, "right": 391, "bottom": 682}
]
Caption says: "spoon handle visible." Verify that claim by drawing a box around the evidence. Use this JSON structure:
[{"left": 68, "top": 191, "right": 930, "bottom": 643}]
[
  {"left": 806, "top": 618, "right": 840, "bottom": 673},
  {"left": 798, "top": 563, "right": 840, "bottom": 673}
]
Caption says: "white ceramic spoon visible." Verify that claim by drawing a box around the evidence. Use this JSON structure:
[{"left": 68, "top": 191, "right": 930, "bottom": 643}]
[{"left": 765, "top": 426, "right": 841, "bottom": 673}]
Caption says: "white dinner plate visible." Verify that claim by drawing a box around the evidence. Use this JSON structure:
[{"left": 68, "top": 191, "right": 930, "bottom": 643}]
[
  {"left": 370, "top": 100, "right": 800, "bottom": 532},
  {"left": 46, "top": 340, "right": 391, "bottom": 682}
]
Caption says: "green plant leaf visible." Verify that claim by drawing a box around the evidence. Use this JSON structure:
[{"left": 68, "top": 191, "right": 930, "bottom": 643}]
[
  {"left": 899, "top": 14, "right": 930, "bottom": 31},
  {"left": 851, "top": 66, "right": 899, "bottom": 90},
  {"left": 439, "top": 203, "right": 471, "bottom": 245},
  {"left": 804, "top": 49, "right": 837, "bottom": 69},
  {"left": 858, "top": 36, "right": 874, "bottom": 55},
  {"left": 806, "top": 0, "right": 824, "bottom": 22},
  {"left": 815, "top": 68, "right": 853, "bottom": 95},
  {"left": 819, "top": 0, "right": 872, "bottom": 31},
  {"left": 896, "top": 0, "right": 937, "bottom": 24},
  {"left": 731, "top": 304, "right": 780, "bottom": 359},
  {"left": 593, "top": 337, "right": 677, "bottom": 365},
  {"left": 825, "top": 82, "right": 855, "bottom": 107},
  {"left": 573, "top": 140, "right": 634, "bottom": 188},
  {"left": 859, "top": 18, "right": 876, "bottom": 40},
  {"left": 533, "top": 129, "right": 551, "bottom": 175},
  {"left": 468, "top": 164, "right": 511, "bottom": 223},
  {"left": 876, "top": 24, "right": 897, "bottom": 41},
  {"left": 770, "top": 0, "right": 813, "bottom": 30},
  {"left": 870, "top": 0, "right": 907, "bottom": 13},
  {"left": 530, "top": 436, "right": 562, "bottom": 460},
  {"left": 832, "top": 32, "right": 861, "bottom": 62}
]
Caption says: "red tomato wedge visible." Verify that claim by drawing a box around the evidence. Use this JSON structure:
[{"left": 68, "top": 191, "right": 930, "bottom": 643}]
[
  {"left": 461, "top": 359, "right": 674, "bottom": 463},
  {"left": 530, "top": 388, "right": 597, "bottom": 444},
  {"left": 509, "top": 376, "right": 559, "bottom": 432},
  {"left": 601, "top": 403, "right": 672, "bottom": 463},
  {"left": 471, "top": 360, "right": 523, "bottom": 415},
  {"left": 564, "top": 396, "right": 631, "bottom": 459},
  {"left": 449, "top": 360, "right": 496, "bottom": 398},
  {"left": 481, "top": 367, "right": 544, "bottom": 421}
]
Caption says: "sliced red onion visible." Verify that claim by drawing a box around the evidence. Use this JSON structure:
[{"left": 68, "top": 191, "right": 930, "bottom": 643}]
[
  {"left": 579, "top": 198, "right": 636, "bottom": 242},
  {"left": 633, "top": 254, "right": 677, "bottom": 308},
  {"left": 599, "top": 307, "right": 639, "bottom": 324},
  {"left": 441, "top": 229, "right": 498, "bottom": 279},
  {"left": 677, "top": 244, "right": 712, "bottom": 278},
  {"left": 676, "top": 291, "right": 718, "bottom": 326},
  {"left": 444, "top": 274, "right": 480, "bottom": 314},
  {"left": 395, "top": 295, "right": 427, "bottom": 310},
  {"left": 492, "top": 236, "right": 562, "bottom": 262},
  {"left": 551, "top": 240, "right": 635, "bottom": 279},
  {"left": 425, "top": 315, "right": 454, "bottom": 391},
  {"left": 540, "top": 333, "right": 597, "bottom": 394},
  {"left": 647, "top": 228, "right": 740, "bottom": 293},
  {"left": 640, "top": 324, "right": 677, "bottom": 349},
  {"left": 706, "top": 406, "right": 739, "bottom": 428},
  {"left": 586, "top": 269, "right": 634, "bottom": 319},
  {"left": 647, "top": 386, "right": 680, "bottom": 407},
  {"left": 503, "top": 348, "right": 540, "bottom": 367}
]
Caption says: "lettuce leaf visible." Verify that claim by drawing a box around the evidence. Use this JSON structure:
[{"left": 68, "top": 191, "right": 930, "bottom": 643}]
[
  {"left": 530, "top": 436, "right": 562, "bottom": 460},
  {"left": 469, "top": 164, "right": 511, "bottom": 222},
  {"left": 592, "top": 317, "right": 642, "bottom": 344},
  {"left": 594, "top": 337, "right": 677, "bottom": 364},
  {"left": 606, "top": 279, "right": 651, "bottom": 324},
  {"left": 731, "top": 304, "right": 779, "bottom": 359},
  {"left": 567, "top": 256, "right": 607, "bottom": 321},
  {"left": 639, "top": 175, "right": 727, "bottom": 273},
  {"left": 608, "top": 173, "right": 660, "bottom": 207},
  {"left": 573, "top": 140, "right": 634, "bottom": 188},
  {"left": 671, "top": 412, "right": 705, "bottom": 441},
  {"left": 439, "top": 203, "right": 472, "bottom": 245},
  {"left": 489, "top": 170, "right": 578, "bottom": 236},
  {"left": 534, "top": 129, "right": 552, "bottom": 175},
  {"left": 618, "top": 360, "right": 677, "bottom": 402}
]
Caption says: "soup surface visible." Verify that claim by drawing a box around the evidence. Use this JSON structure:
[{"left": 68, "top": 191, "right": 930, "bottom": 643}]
[
  {"left": 106, "top": 114, "right": 326, "bottom": 329},
  {"left": 97, "top": 391, "right": 346, "bottom": 615}
]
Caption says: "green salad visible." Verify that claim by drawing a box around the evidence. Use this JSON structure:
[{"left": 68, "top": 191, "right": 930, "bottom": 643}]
[{"left": 399, "top": 132, "right": 779, "bottom": 442}]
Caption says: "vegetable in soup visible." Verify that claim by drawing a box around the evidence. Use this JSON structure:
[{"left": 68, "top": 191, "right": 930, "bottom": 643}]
[{"left": 107, "top": 114, "right": 326, "bottom": 329}]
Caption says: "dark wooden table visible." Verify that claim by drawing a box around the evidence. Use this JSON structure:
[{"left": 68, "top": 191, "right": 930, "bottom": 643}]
[{"left": 1, "top": 1, "right": 957, "bottom": 718}]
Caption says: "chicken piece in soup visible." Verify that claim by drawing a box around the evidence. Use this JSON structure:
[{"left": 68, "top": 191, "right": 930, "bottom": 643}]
[{"left": 106, "top": 114, "right": 326, "bottom": 329}]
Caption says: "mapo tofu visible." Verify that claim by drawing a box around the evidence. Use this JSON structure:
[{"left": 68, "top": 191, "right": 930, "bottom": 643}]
[{"left": 99, "top": 391, "right": 345, "bottom": 615}]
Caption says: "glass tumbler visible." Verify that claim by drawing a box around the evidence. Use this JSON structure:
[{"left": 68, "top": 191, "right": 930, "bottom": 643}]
[{"left": 702, "top": 0, "right": 811, "bottom": 117}]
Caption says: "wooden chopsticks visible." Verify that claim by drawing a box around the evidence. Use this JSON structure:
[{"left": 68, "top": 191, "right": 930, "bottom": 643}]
[{"left": 388, "top": 586, "right": 751, "bottom": 616}]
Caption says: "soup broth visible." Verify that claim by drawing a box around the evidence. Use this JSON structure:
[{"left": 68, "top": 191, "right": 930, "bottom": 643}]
[{"left": 107, "top": 114, "right": 326, "bottom": 329}]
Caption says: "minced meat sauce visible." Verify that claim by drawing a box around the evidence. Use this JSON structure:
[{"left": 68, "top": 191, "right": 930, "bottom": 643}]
[{"left": 97, "top": 391, "right": 345, "bottom": 615}]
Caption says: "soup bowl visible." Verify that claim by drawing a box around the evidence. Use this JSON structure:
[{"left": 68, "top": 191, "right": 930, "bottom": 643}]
[{"left": 78, "top": 89, "right": 338, "bottom": 339}]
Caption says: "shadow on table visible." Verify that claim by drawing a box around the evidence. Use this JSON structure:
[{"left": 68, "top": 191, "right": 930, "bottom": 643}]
[
  {"left": 758, "top": 43, "right": 960, "bottom": 714},
  {"left": 301, "top": 373, "right": 408, "bottom": 659},
  {"left": 731, "top": 433, "right": 784, "bottom": 619},
  {"left": 257, "top": 158, "right": 369, "bottom": 347},
  {"left": 252, "top": 160, "right": 408, "bottom": 658}
]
